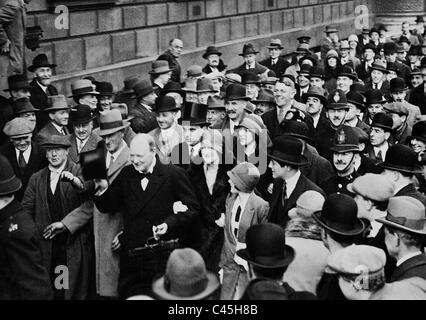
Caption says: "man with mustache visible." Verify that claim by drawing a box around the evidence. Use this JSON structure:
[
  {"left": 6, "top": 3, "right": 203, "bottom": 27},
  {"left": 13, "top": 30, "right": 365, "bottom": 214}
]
[
  {"left": 202, "top": 46, "right": 227, "bottom": 74},
  {"left": 27, "top": 54, "right": 58, "bottom": 130}
]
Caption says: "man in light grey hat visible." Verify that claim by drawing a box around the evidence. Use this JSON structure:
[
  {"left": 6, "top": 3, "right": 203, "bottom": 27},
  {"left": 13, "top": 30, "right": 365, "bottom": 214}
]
[{"left": 69, "top": 79, "right": 100, "bottom": 110}]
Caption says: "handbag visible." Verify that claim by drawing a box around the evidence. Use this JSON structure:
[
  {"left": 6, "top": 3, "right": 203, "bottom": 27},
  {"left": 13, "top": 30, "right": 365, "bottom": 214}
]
[{"left": 127, "top": 236, "right": 179, "bottom": 259}]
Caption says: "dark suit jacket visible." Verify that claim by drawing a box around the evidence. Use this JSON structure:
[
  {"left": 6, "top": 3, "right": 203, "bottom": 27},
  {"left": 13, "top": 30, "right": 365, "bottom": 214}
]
[
  {"left": 394, "top": 183, "right": 426, "bottom": 210},
  {"left": 232, "top": 62, "right": 268, "bottom": 77},
  {"left": 409, "top": 83, "right": 426, "bottom": 114},
  {"left": 29, "top": 79, "right": 58, "bottom": 130},
  {"left": 301, "top": 146, "right": 336, "bottom": 188},
  {"left": 390, "top": 254, "right": 426, "bottom": 282},
  {"left": 0, "top": 142, "right": 47, "bottom": 200},
  {"left": 94, "top": 159, "right": 200, "bottom": 251},
  {"left": 202, "top": 61, "right": 226, "bottom": 74},
  {"left": 365, "top": 143, "right": 391, "bottom": 162},
  {"left": 157, "top": 50, "right": 181, "bottom": 83},
  {"left": 355, "top": 61, "right": 372, "bottom": 83},
  {"left": 67, "top": 133, "right": 102, "bottom": 164},
  {"left": 0, "top": 96, "right": 14, "bottom": 147},
  {"left": 129, "top": 103, "right": 158, "bottom": 134},
  {"left": 268, "top": 173, "right": 324, "bottom": 228},
  {"left": 365, "top": 80, "right": 391, "bottom": 96},
  {"left": 259, "top": 57, "right": 290, "bottom": 79}
]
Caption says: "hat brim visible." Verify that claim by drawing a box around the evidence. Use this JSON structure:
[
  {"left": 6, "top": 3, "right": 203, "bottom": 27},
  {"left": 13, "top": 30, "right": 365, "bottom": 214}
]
[
  {"left": 43, "top": 107, "right": 71, "bottom": 112},
  {"left": 330, "top": 145, "right": 360, "bottom": 153},
  {"left": 376, "top": 217, "right": 426, "bottom": 235},
  {"left": 408, "top": 134, "right": 426, "bottom": 143},
  {"left": 98, "top": 122, "right": 130, "bottom": 136},
  {"left": 178, "top": 119, "right": 211, "bottom": 127},
  {"left": 377, "top": 162, "right": 423, "bottom": 174},
  {"left": 370, "top": 124, "right": 395, "bottom": 133},
  {"left": 325, "top": 103, "right": 350, "bottom": 110},
  {"left": 0, "top": 175, "right": 22, "bottom": 196},
  {"left": 312, "top": 211, "right": 365, "bottom": 236},
  {"left": 369, "top": 67, "right": 389, "bottom": 74},
  {"left": 68, "top": 91, "right": 100, "bottom": 98},
  {"left": 236, "top": 245, "right": 295, "bottom": 269},
  {"left": 40, "top": 143, "right": 71, "bottom": 149},
  {"left": 71, "top": 115, "right": 96, "bottom": 126},
  {"left": 301, "top": 93, "right": 327, "bottom": 105},
  {"left": 226, "top": 96, "right": 252, "bottom": 101},
  {"left": 325, "top": 29, "right": 339, "bottom": 33},
  {"left": 149, "top": 69, "right": 173, "bottom": 75},
  {"left": 337, "top": 73, "right": 358, "bottom": 80},
  {"left": 267, "top": 45, "right": 284, "bottom": 49},
  {"left": 267, "top": 153, "right": 308, "bottom": 167},
  {"left": 152, "top": 272, "right": 220, "bottom": 300},
  {"left": 28, "top": 64, "right": 57, "bottom": 73},
  {"left": 203, "top": 51, "right": 222, "bottom": 59},
  {"left": 281, "top": 132, "right": 313, "bottom": 143},
  {"left": 239, "top": 51, "right": 259, "bottom": 56}
]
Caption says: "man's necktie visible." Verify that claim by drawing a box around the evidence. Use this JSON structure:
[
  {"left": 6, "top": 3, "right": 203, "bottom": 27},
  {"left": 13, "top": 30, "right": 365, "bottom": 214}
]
[
  {"left": 18, "top": 151, "right": 26, "bottom": 172},
  {"left": 374, "top": 83, "right": 378, "bottom": 89},
  {"left": 281, "top": 180, "right": 288, "bottom": 206},
  {"left": 109, "top": 154, "right": 114, "bottom": 169},
  {"left": 61, "top": 128, "right": 66, "bottom": 136},
  {"left": 278, "top": 109, "right": 286, "bottom": 123},
  {"left": 376, "top": 150, "right": 383, "bottom": 162},
  {"left": 233, "top": 205, "right": 242, "bottom": 237}
]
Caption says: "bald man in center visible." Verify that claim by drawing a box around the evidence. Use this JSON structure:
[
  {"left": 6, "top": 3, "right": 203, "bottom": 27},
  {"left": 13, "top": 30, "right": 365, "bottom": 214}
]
[{"left": 93, "top": 134, "right": 200, "bottom": 299}]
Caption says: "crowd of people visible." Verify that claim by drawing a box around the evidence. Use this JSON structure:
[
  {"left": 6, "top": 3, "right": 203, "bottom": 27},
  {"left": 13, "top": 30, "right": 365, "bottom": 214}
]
[{"left": 2, "top": 19, "right": 426, "bottom": 301}]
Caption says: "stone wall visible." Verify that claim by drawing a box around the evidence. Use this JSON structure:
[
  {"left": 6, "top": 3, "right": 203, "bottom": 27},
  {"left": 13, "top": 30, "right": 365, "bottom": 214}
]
[{"left": 25, "top": 0, "right": 375, "bottom": 95}]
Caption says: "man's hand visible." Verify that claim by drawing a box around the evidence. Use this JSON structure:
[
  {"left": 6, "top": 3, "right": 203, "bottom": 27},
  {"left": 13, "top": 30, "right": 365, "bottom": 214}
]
[
  {"left": 43, "top": 222, "right": 66, "bottom": 240},
  {"left": 61, "top": 171, "right": 75, "bottom": 182},
  {"left": 1, "top": 39, "right": 11, "bottom": 55},
  {"left": 173, "top": 201, "right": 188, "bottom": 214},
  {"left": 152, "top": 223, "right": 168, "bottom": 240},
  {"left": 94, "top": 179, "right": 108, "bottom": 195},
  {"left": 111, "top": 230, "right": 123, "bottom": 252}
]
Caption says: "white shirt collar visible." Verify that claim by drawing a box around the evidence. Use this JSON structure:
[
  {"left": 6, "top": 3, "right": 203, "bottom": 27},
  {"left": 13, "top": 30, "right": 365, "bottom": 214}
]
[
  {"left": 190, "top": 143, "right": 201, "bottom": 157},
  {"left": 146, "top": 156, "right": 156, "bottom": 174},
  {"left": 284, "top": 170, "right": 301, "bottom": 198},
  {"left": 36, "top": 80, "right": 48, "bottom": 93},
  {"left": 51, "top": 122, "right": 65, "bottom": 134},
  {"left": 373, "top": 142, "right": 389, "bottom": 158},
  {"left": 48, "top": 161, "right": 67, "bottom": 174},
  {"left": 140, "top": 102, "right": 153, "bottom": 112},
  {"left": 397, "top": 251, "right": 423, "bottom": 267},
  {"left": 311, "top": 113, "right": 321, "bottom": 128},
  {"left": 160, "top": 124, "right": 177, "bottom": 139},
  {"left": 15, "top": 145, "right": 32, "bottom": 163}
]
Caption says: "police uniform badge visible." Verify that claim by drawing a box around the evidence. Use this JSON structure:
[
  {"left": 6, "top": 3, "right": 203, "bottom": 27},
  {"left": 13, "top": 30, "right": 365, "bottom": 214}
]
[
  {"left": 337, "top": 129, "right": 346, "bottom": 144},
  {"left": 333, "top": 91, "right": 341, "bottom": 103},
  {"left": 8, "top": 223, "right": 18, "bottom": 233}
]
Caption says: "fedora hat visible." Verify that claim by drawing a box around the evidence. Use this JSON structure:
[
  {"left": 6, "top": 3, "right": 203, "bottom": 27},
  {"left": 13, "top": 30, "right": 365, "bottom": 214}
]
[
  {"left": 70, "top": 104, "right": 96, "bottom": 126},
  {"left": 28, "top": 53, "right": 56, "bottom": 73},
  {"left": 162, "top": 81, "right": 185, "bottom": 96},
  {"left": 242, "top": 71, "right": 260, "bottom": 85},
  {"left": 267, "top": 39, "right": 284, "bottom": 49},
  {"left": 207, "top": 96, "right": 225, "bottom": 110},
  {"left": 155, "top": 95, "right": 180, "bottom": 113},
  {"left": 330, "top": 126, "right": 361, "bottom": 153},
  {"left": 196, "top": 78, "right": 218, "bottom": 93},
  {"left": 225, "top": 83, "right": 251, "bottom": 101},
  {"left": 268, "top": 136, "right": 308, "bottom": 166},
  {"left": 186, "top": 65, "right": 203, "bottom": 78},
  {"left": 13, "top": 97, "right": 39, "bottom": 115},
  {"left": 346, "top": 90, "right": 366, "bottom": 112},
  {"left": 3, "top": 118, "right": 35, "bottom": 138},
  {"left": 122, "top": 75, "right": 140, "bottom": 94},
  {"left": 409, "top": 121, "right": 426, "bottom": 142},
  {"left": 202, "top": 46, "right": 222, "bottom": 59},
  {"left": 371, "top": 112, "right": 394, "bottom": 133},
  {"left": 365, "top": 89, "right": 387, "bottom": 105},
  {"left": 0, "top": 154, "right": 22, "bottom": 195},
  {"left": 239, "top": 43, "right": 259, "bottom": 56},
  {"left": 337, "top": 65, "right": 357, "bottom": 80},
  {"left": 3, "top": 74, "right": 31, "bottom": 92},
  {"left": 301, "top": 86, "right": 327, "bottom": 105},
  {"left": 69, "top": 79, "right": 100, "bottom": 98},
  {"left": 133, "top": 79, "right": 154, "bottom": 99},
  {"left": 377, "top": 196, "right": 426, "bottom": 235},
  {"left": 252, "top": 88, "right": 275, "bottom": 105},
  {"left": 297, "top": 64, "right": 312, "bottom": 76},
  {"left": 149, "top": 60, "right": 172, "bottom": 75},
  {"left": 110, "top": 103, "right": 134, "bottom": 121},
  {"left": 325, "top": 25, "right": 339, "bottom": 33},
  {"left": 313, "top": 193, "right": 365, "bottom": 236},
  {"left": 98, "top": 109, "right": 130, "bottom": 136},
  {"left": 152, "top": 248, "right": 220, "bottom": 300},
  {"left": 179, "top": 102, "right": 210, "bottom": 126},
  {"left": 369, "top": 62, "right": 389, "bottom": 74},
  {"left": 378, "top": 144, "right": 422, "bottom": 174},
  {"left": 237, "top": 223, "right": 295, "bottom": 269},
  {"left": 383, "top": 42, "right": 397, "bottom": 55},
  {"left": 44, "top": 95, "right": 70, "bottom": 112},
  {"left": 96, "top": 81, "right": 114, "bottom": 96},
  {"left": 40, "top": 135, "right": 71, "bottom": 149},
  {"left": 278, "top": 120, "right": 312, "bottom": 143},
  {"left": 80, "top": 141, "right": 108, "bottom": 180}
]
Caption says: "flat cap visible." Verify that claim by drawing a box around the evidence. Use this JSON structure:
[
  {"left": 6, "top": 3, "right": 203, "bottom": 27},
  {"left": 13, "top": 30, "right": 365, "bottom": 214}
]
[
  {"left": 40, "top": 135, "right": 71, "bottom": 149},
  {"left": 3, "top": 118, "right": 35, "bottom": 137},
  {"left": 289, "top": 190, "right": 326, "bottom": 219},
  {"left": 347, "top": 174, "right": 394, "bottom": 202},
  {"left": 383, "top": 102, "right": 409, "bottom": 116}
]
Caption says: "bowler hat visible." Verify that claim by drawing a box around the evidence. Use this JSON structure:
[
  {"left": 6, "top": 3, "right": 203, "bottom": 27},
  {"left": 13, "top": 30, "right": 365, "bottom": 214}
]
[
  {"left": 350, "top": 82, "right": 366, "bottom": 95},
  {"left": 377, "top": 196, "right": 426, "bottom": 235},
  {"left": 152, "top": 248, "right": 220, "bottom": 300},
  {"left": 3, "top": 74, "right": 31, "bottom": 92},
  {"left": 363, "top": 43, "right": 377, "bottom": 53},
  {"left": 44, "top": 95, "right": 70, "bottom": 112},
  {"left": 309, "top": 66, "right": 326, "bottom": 79},
  {"left": 369, "top": 27, "right": 380, "bottom": 36},
  {"left": 337, "top": 65, "right": 357, "bottom": 80},
  {"left": 98, "top": 109, "right": 130, "bottom": 136},
  {"left": 28, "top": 54, "right": 56, "bottom": 73},
  {"left": 133, "top": 79, "right": 154, "bottom": 99},
  {"left": 202, "top": 46, "right": 222, "bottom": 59},
  {"left": 325, "top": 25, "right": 338, "bottom": 34},
  {"left": 278, "top": 120, "right": 312, "bottom": 142},
  {"left": 70, "top": 104, "right": 96, "bottom": 125},
  {"left": 207, "top": 96, "right": 225, "bottom": 110},
  {"left": 297, "top": 64, "right": 312, "bottom": 76},
  {"left": 302, "top": 86, "right": 327, "bottom": 105},
  {"left": 365, "top": 89, "right": 387, "bottom": 105},
  {"left": 267, "top": 39, "right": 284, "bottom": 49},
  {"left": 371, "top": 112, "right": 394, "bottom": 132},
  {"left": 196, "top": 78, "right": 218, "bottom": 93},
  {"left": 149, "top": 60, "right": 172, "bottom": 75},
  {"left": 325, "top": 89, "right": 349, "bottom": 110},
  {"left": 13, "top": 97, "right": 39, "bottom": 115},
  {"left": 162, "top": 81, "right": 184, "bottom": 96},
  {"left": 69, "top": 79, "right": 100, "bottom": 98},
  {"left": 225, "top": 83, "right": 251, "bottom": 101},
  {"left": 0, "top": 155, "right": 22, "bottom": 195},
  {"left": 242, "top": 71, "right": 261, "bottom": 85},
  {"left": 40, "top": 135, "right": 71, "bottom": 149},
  {"left": 409, "top": 121, "right": 426, "bottom": 142},
  {"left": 80, "top": 141, "right": 107, "bottom": 180},
  {"left": 155, "top": 95, "right": 180, "bottom": 113},
  {"left": 96, "top": 81, "right": 114, "bottom": 96},
  {"left": 399, "top": 36, "right": 411, "bottom": 45},
  {"left": 3, "top": 118, "right": 35, "bottom": 138},
  {"left": 252, "top": 88, "right": 275, "bottom": 105},
  {"left": 237, "top": 223, "right": 295, "bottom": 269},
  {"left": 369, "top": 62, "right": 389, "bottom": 74},
  {"left": 179, "top": 102, "right": 209, "bottom": 126},
  {"left": 297, "top": 35, "right": 311, "bottom": 44},
  {"left": 238, "top": 43, "right": 259, "bottom": 56},
  {"left": 378, "top": 144, "right": 422, "bottom": 173},
  {"left": 330, "top": 126, "right": 361, "bottom": 153},
  {"left": 383, "top": 42, "right": 397, "bottom": 56},
  {"left": 389, "top": 77, "right": 407, "bottom": 93},
  {"left": 122, "top": 75, "right": 140, "bottom": 94},
  {"left": 346, "top": 90, "right": 366, "bottom": 111},
  {"left": 313, "top": 193, "right": 365, "bottom": 236},
  {"left": 268, "top": 135, "right": 308, "bottom": 166}
]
